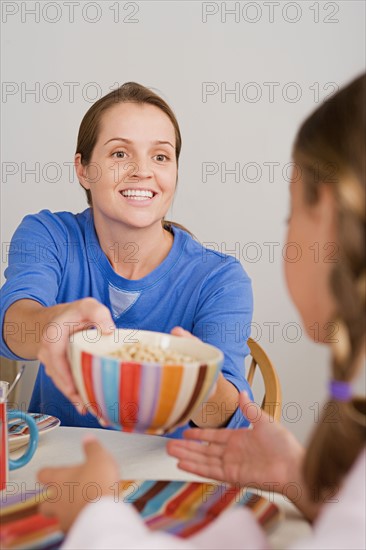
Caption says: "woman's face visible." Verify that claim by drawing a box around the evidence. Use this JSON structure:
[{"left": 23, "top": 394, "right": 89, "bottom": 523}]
[
  {"left": 284, "top": 171, "right": 338, "bottom": 343},
  {"left": 77, "top": 102, "right": 178, "bottom": 232}
]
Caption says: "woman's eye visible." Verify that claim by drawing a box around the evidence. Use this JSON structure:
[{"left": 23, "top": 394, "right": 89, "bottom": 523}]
[
  {"left": 113, "top": 151, "right": 127, "bottom": 159},
  {"left": 154, "top": 154, "right": 168, "bottom": 162}
]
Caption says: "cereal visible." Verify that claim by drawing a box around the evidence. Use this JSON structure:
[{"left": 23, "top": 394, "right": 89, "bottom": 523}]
[{"left": 110, "top": 343, "right": 197, "bottom": 364}]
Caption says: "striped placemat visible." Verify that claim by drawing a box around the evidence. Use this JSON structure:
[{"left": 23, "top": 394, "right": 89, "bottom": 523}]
[
  {"left": 0, "top": 480, "right": 281, "bottom": 549},
  {"left": 119, "top": 480, "right": 281, "bottom": 537}
]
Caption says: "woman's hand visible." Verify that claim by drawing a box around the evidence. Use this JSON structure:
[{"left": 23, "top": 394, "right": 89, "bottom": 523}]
[
  {"left": 4, "top": 298, "right": 115, "bottom": 412},
  {"left": 38, "top": 436, "right": 119, "bottom": 533},
  {"left": 170, "top": 326, "right": 197, "bottom": 339},
  {"left": 167, "top": 391, "right": 304, "bottom": 494}
]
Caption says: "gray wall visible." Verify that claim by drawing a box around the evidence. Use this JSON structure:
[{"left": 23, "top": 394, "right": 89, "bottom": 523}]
[{"left": 1, "top": 1, "right": 365, "bottom": 443}]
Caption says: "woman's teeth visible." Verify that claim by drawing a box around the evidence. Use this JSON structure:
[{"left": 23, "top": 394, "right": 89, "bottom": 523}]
[{"left": 121, "top": 189, "right": 154, "bottom": 200}]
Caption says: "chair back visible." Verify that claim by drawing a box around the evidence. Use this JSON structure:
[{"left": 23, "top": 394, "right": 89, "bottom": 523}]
[{"left": 247, "top": 338, "right": 282, "bottom": 422}]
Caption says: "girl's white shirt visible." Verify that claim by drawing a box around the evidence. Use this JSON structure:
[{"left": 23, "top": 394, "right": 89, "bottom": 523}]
[{"left": 62, "top": 449, "right": 366, "bottom": 550}]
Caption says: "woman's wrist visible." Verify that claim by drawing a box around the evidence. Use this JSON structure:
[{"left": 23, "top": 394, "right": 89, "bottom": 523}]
[
  {"left": 190, "top": 375, "right": 239, "bottom": 428},
  {"left": 4, "top": 300, "right": 75, "bottom": 358}
]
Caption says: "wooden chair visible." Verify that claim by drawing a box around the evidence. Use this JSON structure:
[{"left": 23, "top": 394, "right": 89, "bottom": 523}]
[{"left": 247, "top": 338, "right": 282, "bottom": 422}]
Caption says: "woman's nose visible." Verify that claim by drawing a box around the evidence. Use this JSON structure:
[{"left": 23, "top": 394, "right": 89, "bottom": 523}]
[{"left": 124, "top": 158, "right": 152, "bottom": 182}]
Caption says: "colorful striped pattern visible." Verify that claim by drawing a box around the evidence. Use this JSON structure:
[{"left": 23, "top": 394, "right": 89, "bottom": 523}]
[
  {"left": 8, "top": 415, "right": 60, "bottom": 453},
  {"left": 0, "top": 488, "right": 63, "bottom": 550},
  {"left": 8, "top": 415, "right": 59, "bottom": 437},
  {"left": 0, "top": 513, "right": 63, "bottom": 550},
  {"left": 0, "top": 481, "right": 280, "bottom": 549},
  {"left": 73, "top": 351, "right": 220, "bottom": 433},
  {"left": 120, "top": 480, "right": 281, "bottom": 538}
]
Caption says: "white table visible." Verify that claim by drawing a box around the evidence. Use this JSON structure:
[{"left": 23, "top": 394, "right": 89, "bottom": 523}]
[{"left": 6, "top": 426, "right": 312, "bottom": 549}]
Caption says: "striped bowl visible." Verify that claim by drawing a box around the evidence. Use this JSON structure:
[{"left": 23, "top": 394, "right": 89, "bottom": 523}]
[{"left": 68, "top": 329, "right": 223, "bottom": 434}]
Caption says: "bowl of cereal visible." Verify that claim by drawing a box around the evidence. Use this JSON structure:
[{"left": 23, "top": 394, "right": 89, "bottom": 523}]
[{"left": 68, "top": 329, "right": 223, "bottom": 434}]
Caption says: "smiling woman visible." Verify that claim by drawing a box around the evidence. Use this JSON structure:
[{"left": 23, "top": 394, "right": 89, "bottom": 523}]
[
  {"left": 75, "top": 99, "right": 179, "bottom": 277},
  {"left": 0, "top": 82, "right": 254, "bottom": 437},
  {"left": 76, "top": 84, "right": 180, "bottom": 193}
]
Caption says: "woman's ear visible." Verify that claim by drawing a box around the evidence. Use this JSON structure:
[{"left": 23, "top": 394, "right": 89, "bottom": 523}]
[{"left": 75, "top": 154, "right": 90, "bottom": 190}]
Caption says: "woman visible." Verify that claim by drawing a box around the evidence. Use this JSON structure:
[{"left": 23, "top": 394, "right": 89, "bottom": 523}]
[
  {"left": 0, "top": 83, "right": 253, "bottom": 435},
  {"left": 38, "top": 73, "right": 365, "bottom": 548}
]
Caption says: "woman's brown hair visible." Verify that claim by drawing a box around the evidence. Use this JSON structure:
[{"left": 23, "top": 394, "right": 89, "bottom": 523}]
[
  {"left": 293, "top": 73, "right": 366, "bottom": 501},
  {"left": 75, "top": 82, "right": 191, "bottom": 235}
]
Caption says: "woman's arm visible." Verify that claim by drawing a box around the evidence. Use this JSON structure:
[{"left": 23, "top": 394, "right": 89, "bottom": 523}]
[
  {"left": 4, "top": 299, "right": 71, "bottom": 360},
  {"left": 190, "top": 373, "right": 239, "bottom": 428},
  {"left": 4, "top": 298, "right": 114, "bottom": 410},
  {"left": 1, "top": 212, "right": 115, "bottom": 408},
  {"left": 170, "top": 327, "right": 240, "bottom": 428},
  {"left": 187, "top": 258, "right": 254, "bottom": 429}
]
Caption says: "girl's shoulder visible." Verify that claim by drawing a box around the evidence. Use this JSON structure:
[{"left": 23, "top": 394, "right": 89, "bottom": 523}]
[{"left": 292, "top": 448, "right": 366, "bottom": 550}]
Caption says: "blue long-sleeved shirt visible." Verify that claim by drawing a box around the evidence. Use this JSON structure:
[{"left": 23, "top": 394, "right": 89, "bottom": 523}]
[{"left": 0, "top": 209, "right": 253, "bottom": 436}]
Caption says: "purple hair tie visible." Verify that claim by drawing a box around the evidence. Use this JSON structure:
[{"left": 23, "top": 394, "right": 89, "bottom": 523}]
[{"left": 329, "top": 380, "right": 352, "bottom": 401}]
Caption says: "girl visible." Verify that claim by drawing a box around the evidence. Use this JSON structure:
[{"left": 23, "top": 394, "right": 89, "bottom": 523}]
[
  {"left": 38, "top": 73, "right": 365, "bottom": 549},
  {"left": 0, "top": 83, "right": 253, "bottom": 435}
]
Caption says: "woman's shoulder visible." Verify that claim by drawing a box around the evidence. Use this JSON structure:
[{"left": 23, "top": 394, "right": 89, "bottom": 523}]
[
  {"left": 15, "top": 208, "right": 91, "bottom": 241},
  {"left": 175, "top": 226, "right": 250, "bottom": 281}
]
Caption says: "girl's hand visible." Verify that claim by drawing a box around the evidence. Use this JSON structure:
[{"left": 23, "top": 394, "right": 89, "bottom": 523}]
[
  {"left": 38, "top": 436, "right": 119, "bottom": 533},
  {"left": 167, "top": 391, "right": 304, "bottom": 494}
]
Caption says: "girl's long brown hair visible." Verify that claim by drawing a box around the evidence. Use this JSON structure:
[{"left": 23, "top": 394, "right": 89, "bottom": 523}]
[
  {"left": 75, "top": 82, "right": 192, "bottom": 235},
  {"left": 293, "top": 74, "right": 366, "bottom": 501}
]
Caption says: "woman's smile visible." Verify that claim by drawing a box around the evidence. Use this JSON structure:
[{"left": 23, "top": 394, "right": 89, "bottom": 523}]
[{"left": 119, "top": 187, "right": 157, "bottom": 205}]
